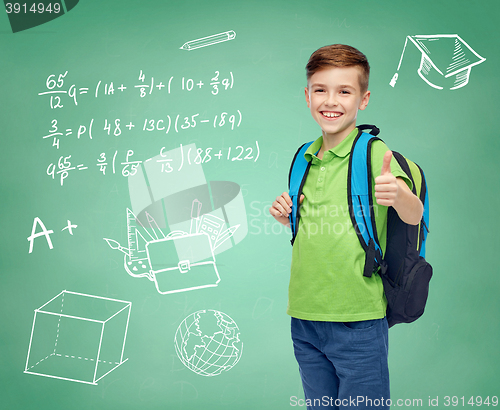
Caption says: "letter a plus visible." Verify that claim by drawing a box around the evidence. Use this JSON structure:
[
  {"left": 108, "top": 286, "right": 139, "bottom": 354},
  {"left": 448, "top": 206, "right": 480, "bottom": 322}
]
[{"left": 27, "top": 217, "right": 54, "bottom": 253}]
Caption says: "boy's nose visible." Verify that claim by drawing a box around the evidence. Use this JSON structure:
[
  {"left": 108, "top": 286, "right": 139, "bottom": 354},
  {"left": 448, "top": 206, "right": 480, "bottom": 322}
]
[{"left": 325, "top": 94, "right": 339, "bottom": 106}]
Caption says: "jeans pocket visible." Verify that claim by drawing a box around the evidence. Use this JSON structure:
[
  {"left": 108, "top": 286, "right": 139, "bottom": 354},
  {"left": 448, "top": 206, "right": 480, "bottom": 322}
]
[{"left": 342, "top": 318, "right": 379, "bottom": 330}]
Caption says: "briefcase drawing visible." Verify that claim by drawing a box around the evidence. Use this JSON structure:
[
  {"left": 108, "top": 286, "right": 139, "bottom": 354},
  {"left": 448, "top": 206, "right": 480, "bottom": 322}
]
[{"left": 145, "top": 232, "right": 220, "bottom": 295}]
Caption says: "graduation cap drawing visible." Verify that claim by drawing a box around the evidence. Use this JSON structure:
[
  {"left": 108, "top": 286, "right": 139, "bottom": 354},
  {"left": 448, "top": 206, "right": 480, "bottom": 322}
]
[{"left": 390, "top": 34, "right": 486, "bottom": 90}]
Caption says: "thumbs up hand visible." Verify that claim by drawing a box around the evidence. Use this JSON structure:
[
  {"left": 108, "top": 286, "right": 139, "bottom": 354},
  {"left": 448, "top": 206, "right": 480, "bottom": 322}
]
[
  {"left": 380, "top": 150, "right": 392, "bottom": 176},
  {"left": 374, "top": 150, "right": 399, "bottom": 207}
]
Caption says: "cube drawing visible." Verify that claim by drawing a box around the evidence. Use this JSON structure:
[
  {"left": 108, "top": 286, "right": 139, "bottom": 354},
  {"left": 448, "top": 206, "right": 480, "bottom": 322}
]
[{"left": 24, "top": 290, "right": 131, "bottom": 385}]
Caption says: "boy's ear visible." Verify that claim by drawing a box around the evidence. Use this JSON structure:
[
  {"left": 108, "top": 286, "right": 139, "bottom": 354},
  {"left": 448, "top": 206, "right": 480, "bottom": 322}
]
[
  {"left": 304, "top": 87, "right": 310, "bottom": 108},
  {"left": 359, "top": 90, "right": 370, "bottom": 111}
]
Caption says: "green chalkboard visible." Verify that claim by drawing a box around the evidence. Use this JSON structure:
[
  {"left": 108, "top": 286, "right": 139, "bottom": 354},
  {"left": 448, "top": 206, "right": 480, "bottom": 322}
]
[{"left": 1, "top": 0, "right": 499, "bottom": 408}]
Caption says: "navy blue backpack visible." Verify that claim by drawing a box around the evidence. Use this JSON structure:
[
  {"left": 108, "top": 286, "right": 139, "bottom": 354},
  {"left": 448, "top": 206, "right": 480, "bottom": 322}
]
[{"left": 288, "top": 125, "right": 432, "bottom": 327}]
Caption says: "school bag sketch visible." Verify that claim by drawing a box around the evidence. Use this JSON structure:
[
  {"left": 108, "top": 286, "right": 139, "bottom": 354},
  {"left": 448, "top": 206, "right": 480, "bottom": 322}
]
[
  {"left": 104, "top": 208, "right": 240, "bottom": 295},
  {"left": 104, "top": 143, "right": 247, "bottom": 295}
]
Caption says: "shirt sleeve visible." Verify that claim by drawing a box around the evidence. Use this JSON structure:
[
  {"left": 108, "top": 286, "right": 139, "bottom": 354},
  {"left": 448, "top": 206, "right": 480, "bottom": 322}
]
[{"left": 370, "top": 139, "right": 413, "bottom": 191}]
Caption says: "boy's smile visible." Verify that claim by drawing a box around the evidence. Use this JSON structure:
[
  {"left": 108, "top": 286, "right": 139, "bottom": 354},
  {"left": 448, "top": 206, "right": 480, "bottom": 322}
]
[{"left": 305, "top": 66, "right": 370, "bottom": 148}]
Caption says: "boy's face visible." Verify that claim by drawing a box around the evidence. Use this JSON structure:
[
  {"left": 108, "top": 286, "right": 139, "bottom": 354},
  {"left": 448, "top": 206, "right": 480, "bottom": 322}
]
[{"left": 305, "top": 66, "right": 370, "bottom": 143}]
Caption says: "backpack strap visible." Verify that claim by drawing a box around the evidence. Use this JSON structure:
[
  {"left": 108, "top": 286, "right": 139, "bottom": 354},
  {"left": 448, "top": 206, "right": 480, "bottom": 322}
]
[
  {"left": 287, "top": 124, "right": 385, "bottom": 262},
  {"left": 392, "top": 153, "right": 430, "bottom": 257},
  {"left": 412, "top": 162, "right": 430, "bottom": 257},
  {"left": 417, "top": 165, "right": 430, "bottom": 257},
  {"left": 392, "top": 152, "right": 417, "bottom": 195},
  {"left": 348, "top": 126, "right": 385, "bottom": 278},
  {"left": 288, "top": 141, "right": 314, "bottom": 244}
]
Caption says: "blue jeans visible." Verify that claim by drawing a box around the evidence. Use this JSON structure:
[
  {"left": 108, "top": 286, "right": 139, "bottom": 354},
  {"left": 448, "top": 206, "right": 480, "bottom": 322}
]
[{"left": 291, "top": 317, "right": 390, "bottom": 409}]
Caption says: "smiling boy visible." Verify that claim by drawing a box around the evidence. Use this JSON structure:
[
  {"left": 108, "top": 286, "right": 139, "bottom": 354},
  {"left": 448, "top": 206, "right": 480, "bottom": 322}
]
[{"left": 269, "top": 45, "right": 423, "bottom": 409}]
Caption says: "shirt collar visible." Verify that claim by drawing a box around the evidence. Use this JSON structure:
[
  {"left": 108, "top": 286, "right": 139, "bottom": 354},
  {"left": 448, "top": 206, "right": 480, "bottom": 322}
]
[{"left": 304, "top": 128, "right": 359, "bottom": 161}]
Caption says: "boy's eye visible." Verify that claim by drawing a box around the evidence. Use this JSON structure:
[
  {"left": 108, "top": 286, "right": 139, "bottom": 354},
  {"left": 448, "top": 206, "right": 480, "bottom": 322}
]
[
  {"left": 314, "top": 88, "right": 325, "bottom": 93},
  {"left": 340, "top": 90, "right": 350, "bottom": 94}
]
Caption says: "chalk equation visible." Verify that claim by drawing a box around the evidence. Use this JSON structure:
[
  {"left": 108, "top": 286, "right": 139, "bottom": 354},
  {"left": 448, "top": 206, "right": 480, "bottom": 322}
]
[
  {"left": 46, "top": 142, "right": 260, "bottom": 186},
  {"left": 43, "top": 110, "right": 242, "bottom": 149},
  {"left": 38, "top": 70, "right": 235, "bottom": 108}
]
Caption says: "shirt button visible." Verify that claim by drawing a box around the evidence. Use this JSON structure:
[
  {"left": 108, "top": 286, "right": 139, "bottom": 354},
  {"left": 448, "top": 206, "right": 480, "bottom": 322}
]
[{"left": 321, "top": 167, "right": 326, "bottom": 171}]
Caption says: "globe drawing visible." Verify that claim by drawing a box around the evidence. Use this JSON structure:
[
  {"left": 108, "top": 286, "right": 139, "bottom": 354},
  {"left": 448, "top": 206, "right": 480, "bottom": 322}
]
[{"left": 174, "top": 310, "right": 243, "bottom": 376}]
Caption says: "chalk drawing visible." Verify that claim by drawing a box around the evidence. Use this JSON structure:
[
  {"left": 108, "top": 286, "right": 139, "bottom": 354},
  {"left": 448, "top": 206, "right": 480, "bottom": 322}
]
[
  {"left": 104, "top": 208, "right": 240, "bottom": 295},
  {"left": 180, "top": 30, "right": 236, "bottom": 51},
  {"left": 390, "top": 34, "right": 486, "bottom": 90},
  {"left": 27, "top": 217, "right": 54, "bottom": 253},
  {"left": 24, "top": 290, "right": 131, "bottom": 385},
  {"left": 174, "top": 310, "right": 242, "bottom": 376},
  {"left": 104, "top": 143, "right": 248, "bottom": 294}
]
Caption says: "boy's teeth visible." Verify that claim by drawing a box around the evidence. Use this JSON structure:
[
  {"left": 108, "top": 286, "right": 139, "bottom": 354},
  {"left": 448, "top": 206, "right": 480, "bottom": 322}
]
[{"left": 323, "top": 112, "right": 341, "bottom": 118}]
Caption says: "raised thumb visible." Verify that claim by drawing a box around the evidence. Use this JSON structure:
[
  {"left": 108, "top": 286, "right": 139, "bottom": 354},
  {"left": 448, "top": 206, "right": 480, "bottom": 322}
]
[{"left": 381, "top": 150, "right": 392, "bottom": 175}]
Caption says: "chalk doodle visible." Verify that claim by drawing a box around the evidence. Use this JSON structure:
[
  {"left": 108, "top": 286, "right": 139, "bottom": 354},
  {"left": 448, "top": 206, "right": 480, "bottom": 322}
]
[
  {"left": 390, "top": 34, "right": 486, "bottom": 90},
  {"left": 179, "top": 30, "right": 236, "bottom": 51},
  {"left": 174, "top": 310, "right": 242, "bottom": 376},
  {"left": 104, "top": 207, "right": 240, "bottom": 295},
  {"left": 104, "top": 143, "right": 248, "bottom": 294},
  {"left": 27, "top": 217, "right": 79, "bottom": 253},
  {"left": 24, "top": 290, "right": 131, "bottom": 385}
]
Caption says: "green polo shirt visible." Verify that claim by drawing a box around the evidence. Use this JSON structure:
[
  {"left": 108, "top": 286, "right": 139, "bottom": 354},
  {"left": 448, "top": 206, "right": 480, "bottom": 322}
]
[{"left": 287, "top": 128, "right": 412, "bottom": 322}]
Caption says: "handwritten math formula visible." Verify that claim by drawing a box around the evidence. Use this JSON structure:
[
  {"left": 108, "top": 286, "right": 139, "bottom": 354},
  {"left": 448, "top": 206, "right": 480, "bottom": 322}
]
[
  {"left": 43, "top": 111, "right": 243, "bottom": 149},
  {"left": 35, "top": 66, "right": 261, "bottom": 188},
  {"left": 46, "top": 142, "right": 260, "bottom": 186},
  {"left": 38, "top": 70, "right": 235, "bottom": 109}
]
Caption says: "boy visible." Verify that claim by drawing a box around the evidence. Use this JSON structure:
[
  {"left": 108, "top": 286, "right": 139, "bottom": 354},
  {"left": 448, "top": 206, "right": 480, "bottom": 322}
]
[{"left": 269, "top": 45, "right": 423, "bottom": 409}]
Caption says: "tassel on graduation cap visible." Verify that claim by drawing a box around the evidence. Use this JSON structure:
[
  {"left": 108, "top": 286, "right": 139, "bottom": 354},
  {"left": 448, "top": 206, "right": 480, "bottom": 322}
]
[{"left": 390, "top": 34, "right": 486, "bottom": 90}]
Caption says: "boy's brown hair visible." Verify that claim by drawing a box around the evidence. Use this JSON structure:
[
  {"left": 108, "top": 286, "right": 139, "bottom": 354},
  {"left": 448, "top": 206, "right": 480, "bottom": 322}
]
[{"left": 306, "top": 44, "right": 370, "bottom": 93}]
